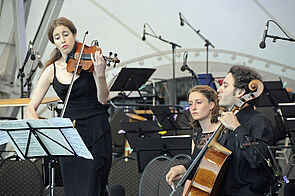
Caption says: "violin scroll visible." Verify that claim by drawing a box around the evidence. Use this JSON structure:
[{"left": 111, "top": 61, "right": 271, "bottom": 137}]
[
  {"left": 248, "top": 79, "right": 264, "bottom": 99},
  {"left": 235, "top": 79, "right": 264, "bottom": 108}
]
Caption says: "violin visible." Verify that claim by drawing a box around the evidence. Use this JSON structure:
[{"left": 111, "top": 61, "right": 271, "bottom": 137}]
[{"left": 65, "top": 42, "right": 120, "bottom": 74}]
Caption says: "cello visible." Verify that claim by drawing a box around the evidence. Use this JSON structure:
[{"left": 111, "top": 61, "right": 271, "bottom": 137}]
[{"left": 170, "top": 79, "right": 264, "bottom": 196}]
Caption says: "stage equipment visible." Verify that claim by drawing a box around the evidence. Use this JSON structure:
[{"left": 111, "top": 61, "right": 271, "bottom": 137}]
[
  {"left": 256, "top": 81, "right": 292, "bottom": 141},
  {"left": 259, "top": 20, "right": 270, "bottom": 49},
  {"left": 259, "top": 20, "right": 295, "bottom": 49},
  {"left": 16, "top": 41, "right": 37, "bottom": 118},
  {"left": 141, "top": 22, "right": 181, "bottom": 111},
  {"left": 197, "top": 73, "right": 217, "bottom": 90},
  {"left": 110, "top": 67, "right": 155, "bottom": 116},
  {"left": 179, "top": 12, "right": 215, "bottom": 85},
  {"left": 122, "top": 115, "right": 192, "bottom": 173},
  {"left": 180, "top": 51, "right": 199, "bottom": 87},
  {"left": 24, "top": 51, "right": 44, "bottom": 97}
]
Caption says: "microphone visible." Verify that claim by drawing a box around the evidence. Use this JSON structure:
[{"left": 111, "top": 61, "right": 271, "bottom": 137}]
[
  {"left": 142, "top": 24, "right": 146, "bottom": 41},
  {"left": 29, "top": 41, "right": 36, "bottom": 60},
  {"left": 35, "top": 52, "right": 43, "bottom": 68},
  {"left": 181, "top": 52, "right": 188, "bottom": 72},
  {"left": 259, "top": 21, "right": 269, "bottom": 49},
  {"left": 179, "top": 12, "right": 184, "bottom": 26}
]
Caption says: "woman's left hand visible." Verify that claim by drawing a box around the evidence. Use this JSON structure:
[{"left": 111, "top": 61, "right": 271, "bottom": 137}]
[{"left": 91, "top": 50, "right": 107, "bottom": 77}]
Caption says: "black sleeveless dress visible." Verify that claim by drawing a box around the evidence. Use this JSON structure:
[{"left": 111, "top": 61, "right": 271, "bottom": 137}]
[{"left": 52, "top": 64, "right": 112, "bottom": 196}]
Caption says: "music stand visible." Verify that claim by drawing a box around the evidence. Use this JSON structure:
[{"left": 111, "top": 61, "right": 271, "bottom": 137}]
[
  {"left": 0, "top": 118, "right": 93, "bottom": 196},
  {"left": 134, "top": 136, "right": 191, "bottom": 172},
  {"left": 175, "top": 109, "right": 194, "bottom": 135},
  {"left": 256, "top": 81, "right": 291, "bottom": 107},
  {"left": 278, "top": 103, "right": 295, "bottom": 146},
  {"left": 121, "top": 120, "right": 162, "bottom": 148},
  {"left": 121, "top": 120, "right": 192, "bottom": 172},
  {"left": 255, "top": 81, "right": 292, "bottom": 140},
  {"left": 110, "top": 67, "right": 155, "bottom": 93},
  {"left": 151, "top": 106, "right": 181, "bottom": 132},
  {"left": 110, "top": 68, "right": 156, "bottom": 123}
]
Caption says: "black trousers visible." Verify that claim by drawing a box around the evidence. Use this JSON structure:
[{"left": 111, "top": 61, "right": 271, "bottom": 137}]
[{"left": 59, "top": 131, "right": 112, "bottom": 196}]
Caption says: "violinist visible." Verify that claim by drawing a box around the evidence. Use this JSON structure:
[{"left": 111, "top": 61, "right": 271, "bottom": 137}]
[
  {"left": 26, "top": 17, "right": 112, "bottom": 196},
  {"left": 166, "top": 65, "right": 276, "bottom": 196}
]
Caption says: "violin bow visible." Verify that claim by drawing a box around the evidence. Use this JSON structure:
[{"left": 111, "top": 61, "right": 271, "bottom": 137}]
[{"left": 60, "top": 31, "right": 88, "bottom": 118}]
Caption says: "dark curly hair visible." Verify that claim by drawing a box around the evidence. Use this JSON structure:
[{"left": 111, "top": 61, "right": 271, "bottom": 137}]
[
  {"left": 229, "top": 65, "right": 262, "bottom": 105},
  {"left": 229, "top": 65, "right": 262, "bottom": 94},
  {"left": 187, "top": 85, "right": 219, "bottom": 127}
]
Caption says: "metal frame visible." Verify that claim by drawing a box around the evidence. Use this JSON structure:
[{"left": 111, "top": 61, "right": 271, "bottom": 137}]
[{"left": 4, "top": 0, "right": 64, "bottom": 119}]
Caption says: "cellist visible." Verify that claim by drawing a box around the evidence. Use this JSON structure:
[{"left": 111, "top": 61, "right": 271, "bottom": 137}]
[{"left": 166, "top": 65, "right": 276, "bottom": 196}]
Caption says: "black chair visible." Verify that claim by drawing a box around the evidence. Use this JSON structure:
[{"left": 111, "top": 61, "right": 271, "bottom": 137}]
[
  {"left": 108, "top": 156, "right": 141, "bottom": 196},
  {"left": 138, "top": 155, "right": 171, "bottom": 196},
  {"left": 108, "top": 184, "right": 125, "bottom": 196},
  {"left": 158, "top": 154, "right": 191, "bottom": 196},
  {"left": 0, "top": 156, "right": 43, "bottom": 196}
]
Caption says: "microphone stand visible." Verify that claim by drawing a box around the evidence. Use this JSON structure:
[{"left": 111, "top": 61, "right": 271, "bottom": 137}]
[
  {"left": 182, "top": 64, "right": 200, "bottom": 88},
  {"left": 262, "top": 20, "right": 295, "bottom": 46},
  {"left": 24, "top": 63, "right": 40, "bottom": 97},
  {"left": 180, "top": 13, "right": 215, "bottom": 85},
  {"left": 144, "top": 31, "right": 181, "bottom": 112},
  {"left": 17, "top": 42, "right": 34, "bottom": 119},
  {"left": 266, "top": 34, "right": 295, "bottom": 43}
]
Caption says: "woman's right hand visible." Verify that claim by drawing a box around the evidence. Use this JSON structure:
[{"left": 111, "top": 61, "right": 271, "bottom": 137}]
[{"left": 166, "top": 165, "right": 187, "bottom": 185}]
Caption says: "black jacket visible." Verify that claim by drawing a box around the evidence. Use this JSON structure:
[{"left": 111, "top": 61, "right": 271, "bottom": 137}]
[{"left": 184, "top": 106, "right": 276, "bottom": 196}]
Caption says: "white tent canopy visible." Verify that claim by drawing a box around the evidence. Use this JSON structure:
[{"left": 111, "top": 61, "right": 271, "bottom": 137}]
[{"left": 0, "top": 0, "right": 294, "bottom": 117}]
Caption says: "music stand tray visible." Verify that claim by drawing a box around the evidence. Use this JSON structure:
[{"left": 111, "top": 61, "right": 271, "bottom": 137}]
[
  {"left": 110, "top": 68, "right": 156, "bottom": 92},
  {"left": 121, "top": 120, "right": 162, "bottom": 149},
  {"left": 135, "top": 135, "right": 191, "bottom": 172}
]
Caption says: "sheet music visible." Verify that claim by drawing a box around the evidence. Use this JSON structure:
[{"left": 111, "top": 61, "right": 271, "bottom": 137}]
[
  {"left": 7, "top": 129, "right": 47, "bottom": 159},
  {"left": 0, "top": 118, "right": 93, "bottom": 160},
  {"left": 0, "top": 119, "right": 28, "bottom": 129},
  {"left": 48, "top": 118, "right": 93, "bottom": 160},
  {"left": 0, "top": 120, "right": 47, "bottom": 159},
  {"left": 0, "top": 131, "right": 9, "bottom": 145},
  {"left": 26, "top": 118, "right": 74, "bottom": 157}
]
